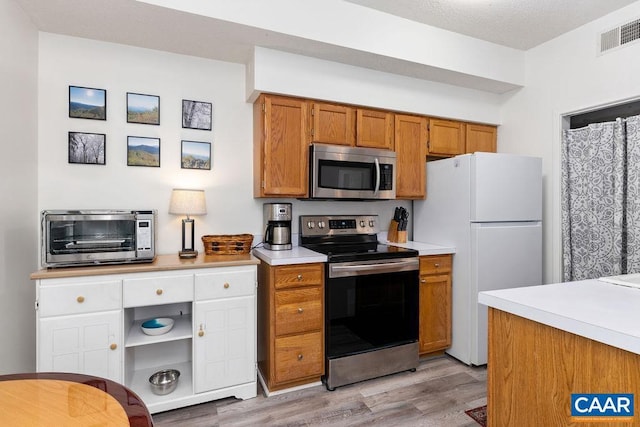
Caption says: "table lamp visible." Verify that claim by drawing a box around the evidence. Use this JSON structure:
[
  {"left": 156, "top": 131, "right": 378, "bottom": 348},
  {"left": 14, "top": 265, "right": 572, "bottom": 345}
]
[{"left": 169, "top": 189, "right": 207, "bottom": 258}]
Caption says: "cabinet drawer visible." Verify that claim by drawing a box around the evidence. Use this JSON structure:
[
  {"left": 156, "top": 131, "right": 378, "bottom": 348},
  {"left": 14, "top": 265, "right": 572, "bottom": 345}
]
[
  {"left": 39, "top": 280, "right": 122, "bottom": 317},
  {"left": 274, "top": 331, "right": 323, "bottom": 383},
  {"left": 195, "top": 268, "right": 255, "bottom": 300},
  {"left": 123, "top": 274, "right": 193, "bottom": 307},
  {"left": 420, "top": 255, "right": 452, "bottom": 275},
  {"left": 274, "top": 264, "right": 323, "bottom": 289},
  {"left": 275, "top": 287, "right": 322, "bottom": 336}
]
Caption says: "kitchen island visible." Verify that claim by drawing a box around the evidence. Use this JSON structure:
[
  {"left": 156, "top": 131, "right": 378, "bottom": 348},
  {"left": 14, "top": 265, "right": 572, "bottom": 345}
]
[{"left": 479, "top": 279, "right": 640, "bottom": 426}]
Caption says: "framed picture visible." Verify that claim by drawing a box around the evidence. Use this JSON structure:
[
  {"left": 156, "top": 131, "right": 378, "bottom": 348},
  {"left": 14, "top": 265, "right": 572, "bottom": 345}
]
[
  {"left": 181, "top": 140, "right": 211, "bottom": 170},
  {"left": 127, "top": 92, "right": 160, "bottom": 125},
  {"left": 182, "top": 100, "right": 212, "bottom": 130},
  {"left": 127, "top": 136, "right": 160, "bottom": 167},
  {"left": 69, "top": 86, "right": 106, "bottom": 120},
  {"left": 68, "top": 132, "right": 106, "bottom": 165}
]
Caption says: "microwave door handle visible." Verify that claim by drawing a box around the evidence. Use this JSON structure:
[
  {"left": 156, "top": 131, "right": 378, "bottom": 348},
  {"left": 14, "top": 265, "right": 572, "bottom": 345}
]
[{"left": 374, "top": 158, "right": 380, "bottom": 195}]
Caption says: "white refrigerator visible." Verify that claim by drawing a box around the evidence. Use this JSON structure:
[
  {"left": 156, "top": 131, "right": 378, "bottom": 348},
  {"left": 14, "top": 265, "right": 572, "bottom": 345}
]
[{"left": 413, "top": 152, "right": 542, "bottom": 365}]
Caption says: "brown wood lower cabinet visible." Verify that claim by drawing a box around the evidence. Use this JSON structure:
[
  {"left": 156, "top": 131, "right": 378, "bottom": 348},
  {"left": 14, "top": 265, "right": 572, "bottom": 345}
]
[
  {"left": 257, "top": 263, "right": 324, "bottom": 392},
  {"left": 419, "top": 254, "right": 452, "bottom": 355}
]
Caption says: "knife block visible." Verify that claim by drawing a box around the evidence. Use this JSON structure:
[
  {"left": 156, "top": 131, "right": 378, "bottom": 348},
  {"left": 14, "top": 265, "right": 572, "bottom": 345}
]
[{"left": 387, "top": 220, "right": 407, "bottom": 243}]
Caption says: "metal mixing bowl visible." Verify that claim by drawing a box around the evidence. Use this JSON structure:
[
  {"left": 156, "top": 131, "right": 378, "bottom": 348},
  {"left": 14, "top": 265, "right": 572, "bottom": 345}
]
[{"left": 148, "top": 369, "right": 180, "bottom": 395}]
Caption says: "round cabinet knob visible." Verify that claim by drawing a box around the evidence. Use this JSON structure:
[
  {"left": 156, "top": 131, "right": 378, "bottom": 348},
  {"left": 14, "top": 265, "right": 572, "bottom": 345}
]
[
  {"left": 297, "top": 354, "right": 304, "bottom": 361},
  {"left": 156, "top": 289, "right": 163, "bottom": 295},
  {"left": 76, "top": 296, "right": 85, "bottom": 303},
  {"left": 198, "top": 330, "right": 205, "bottom": 337},
  {"left": 224, "top": 282, "right": 230, "bottom": 289},
  {"left": 421, "top": 279, "right": 426, "bottom": 283},
  {"left": 434, "top": 263, "right": 440, "bottom": 268},
  {"left": 297, "top": 307, "right": 304, "bottom": 314},
  {"left": 110, "top": 343, "right": 117, "bottom": 350},
  {"left": 297, "top": 274, "right": 303, "bottom": 281}
]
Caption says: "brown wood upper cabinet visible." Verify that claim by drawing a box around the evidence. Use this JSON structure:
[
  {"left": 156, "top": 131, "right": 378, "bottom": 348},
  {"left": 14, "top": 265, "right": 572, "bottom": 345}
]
[
  {"left": 356, "top": 109, "right": 394, "bottom": 150},
  {"left": 253, "top": 94, "right": 309, "bottom": 198},
  {"left": 428, "top": 119, "right": 465, "bottom": 156},
  {"left": 466, "top": 123, "right": 497, "bottom": 153},
  {"left": 309, "top": 102, "right": 355, "bottom": 146},
  {"left": 395, "top": 114, "right": 427, "bottom": 199}
]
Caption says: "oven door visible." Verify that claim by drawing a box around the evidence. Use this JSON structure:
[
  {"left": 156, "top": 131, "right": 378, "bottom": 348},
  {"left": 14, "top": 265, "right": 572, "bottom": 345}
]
[
  {"left": 325, "top": 258, "right": 419, "bottom": 359},
  {"left": 310, "top": 143, "right": 396, "bottom": 200}
]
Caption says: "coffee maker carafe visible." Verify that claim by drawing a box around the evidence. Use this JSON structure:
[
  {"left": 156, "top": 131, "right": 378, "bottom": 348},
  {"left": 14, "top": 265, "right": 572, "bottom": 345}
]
[{"left": 263, "top": 203, "right": 292, "bottom": 250}]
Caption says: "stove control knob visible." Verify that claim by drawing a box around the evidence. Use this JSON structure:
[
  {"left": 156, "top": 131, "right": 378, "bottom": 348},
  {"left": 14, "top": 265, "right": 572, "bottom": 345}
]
[
  {"left": 359, "top": 220, "right": 365, "bottom": 228},
  {"left": 318, "top": 221, "right": 325, "bottom": 229},
  {"left": 307, "top": 221, "right": 315, "bottom": 229},
  {"left": 369, "top": 220, "right": 375, "bottom": 227}
]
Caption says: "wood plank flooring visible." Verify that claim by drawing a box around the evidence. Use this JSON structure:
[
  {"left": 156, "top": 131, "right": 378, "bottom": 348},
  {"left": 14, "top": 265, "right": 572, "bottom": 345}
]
[{"left": 152, "top": 355, "right": 486, "bottom": 427}]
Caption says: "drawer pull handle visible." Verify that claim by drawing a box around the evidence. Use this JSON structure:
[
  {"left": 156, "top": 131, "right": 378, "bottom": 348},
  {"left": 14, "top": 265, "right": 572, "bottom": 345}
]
[
  {"left": 110, "top": 343, "right": 117, "bottom": 351},
  {"left": 297, "top": 354, "right": 303, "bottom": 361},
  {"left": 297, "top": 274, "right": 303, "bottom": 281},
  {"left": 156, "top": 289, "right": 163, "bottom": 295},
  {"left": 434, "top": 263, "right": 440, "bottom": 268},
  {"left": 297, "top": 307, "right": 304, "bottom": 314},
  {"left": 76, "top": 296, "right": 85, "bottom": 303},
  {"left": 224, "top": 283, "right": 230, "bottom": 289}
]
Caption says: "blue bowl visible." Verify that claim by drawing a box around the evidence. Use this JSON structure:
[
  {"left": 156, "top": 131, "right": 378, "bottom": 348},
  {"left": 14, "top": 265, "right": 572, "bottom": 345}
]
[{"left": 141, "top": 317, "right": 174, "bottom": 336}]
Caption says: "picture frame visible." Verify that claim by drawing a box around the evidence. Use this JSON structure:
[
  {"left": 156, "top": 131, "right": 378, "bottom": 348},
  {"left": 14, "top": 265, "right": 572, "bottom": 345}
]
[
  {"left": 127, "top": 136, "right": 160, "bottom": 167},
  {"left": 182, "top": 99, "right": 212, "bottom": 130},
  {"left": 181, "top": 140, "right": 211, "bottom": 170},
  {"left": 68, "top": 132, "right": 106, "bottom": 165},
  {"left": 127, "top": 92, "right": 160, "bottom": 125},
  {"left": 69, "top": 86, "right": 106, "bottom": 120}
]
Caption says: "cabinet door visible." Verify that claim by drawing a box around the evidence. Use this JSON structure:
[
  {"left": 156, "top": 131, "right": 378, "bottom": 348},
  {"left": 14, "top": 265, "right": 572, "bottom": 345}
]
[
  {"left": 310, "top": 102, "right": 355, "bottom": 146},
  {"left": 38, "top": 310, "right": 122, "bottom": 382},
  {"left": 466, "top": 123, "right": 497, "bottom": 153},
  {"left": 419, "top": 274, "right": 451, "bottom": 354},
  {"left": 356, "top": 109, "right": 394, "bottom": 149},
  {"left": 395, "top": 114, "right": 427, "bottom": 199},
  {"left": 254, "top": 95, "right": 308, "bottom": 197},
  {"left": 194, "top": 296, "right": 256, "bottom": 393},
  {"left": 428, "top": 119, "right": 465, "bottom": 156}
]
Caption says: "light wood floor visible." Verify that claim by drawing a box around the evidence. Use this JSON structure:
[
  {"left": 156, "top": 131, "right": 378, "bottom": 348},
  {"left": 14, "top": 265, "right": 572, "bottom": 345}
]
[{"left": 152, "top": 355, "right": 487, "bottom": 427}]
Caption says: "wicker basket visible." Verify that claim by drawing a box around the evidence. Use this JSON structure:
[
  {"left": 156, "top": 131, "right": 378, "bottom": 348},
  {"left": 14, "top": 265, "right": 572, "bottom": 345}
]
[{"left": 201, "top": 234, "right": 253, "bottom": 255}]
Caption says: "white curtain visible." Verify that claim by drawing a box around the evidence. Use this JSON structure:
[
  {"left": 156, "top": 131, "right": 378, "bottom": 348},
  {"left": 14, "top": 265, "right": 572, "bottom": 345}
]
[{"left": 561, "top": 114, "right": 640, "bottom": 281}]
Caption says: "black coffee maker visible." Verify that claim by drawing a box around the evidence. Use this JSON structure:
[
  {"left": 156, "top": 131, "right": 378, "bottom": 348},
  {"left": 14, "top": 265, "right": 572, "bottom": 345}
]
[{"left": 263, "top": 203, "right": 292, "bottom": 250}]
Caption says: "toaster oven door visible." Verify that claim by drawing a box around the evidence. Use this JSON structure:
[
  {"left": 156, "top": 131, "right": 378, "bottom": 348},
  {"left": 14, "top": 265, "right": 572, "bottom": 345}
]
[{"left": 43, "top": 212, "right": 138, "bottom": 266}]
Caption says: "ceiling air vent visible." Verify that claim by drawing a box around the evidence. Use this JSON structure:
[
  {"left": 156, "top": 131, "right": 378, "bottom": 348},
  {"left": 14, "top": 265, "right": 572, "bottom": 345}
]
[{"left": 599, "top": 17, "right": 640, "bottom": 54}]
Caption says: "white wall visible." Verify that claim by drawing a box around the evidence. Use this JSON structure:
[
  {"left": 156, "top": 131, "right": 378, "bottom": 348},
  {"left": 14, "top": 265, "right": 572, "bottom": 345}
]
[
  {"left": 500, "top": 1, "right": 640, "bottom": 283},
  {"left": 0, "top": 0, "right": 38, "bottom": 373}
]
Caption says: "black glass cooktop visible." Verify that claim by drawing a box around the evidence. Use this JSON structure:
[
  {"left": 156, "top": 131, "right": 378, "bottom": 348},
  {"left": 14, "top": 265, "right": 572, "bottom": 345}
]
[{"left": 302, "top": 242, "right": 418, "bottom": 263}]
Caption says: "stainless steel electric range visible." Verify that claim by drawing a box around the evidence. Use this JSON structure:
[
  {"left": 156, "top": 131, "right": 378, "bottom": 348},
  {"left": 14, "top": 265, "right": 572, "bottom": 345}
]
[{"left": 299, "top": 214, "right": 419, "bottom": 390}]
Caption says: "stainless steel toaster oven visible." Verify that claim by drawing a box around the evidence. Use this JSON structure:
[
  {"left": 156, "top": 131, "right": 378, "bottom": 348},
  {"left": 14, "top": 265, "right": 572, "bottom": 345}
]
[{"left": 41, "top": 210, "right": 156, "bottom": 268}]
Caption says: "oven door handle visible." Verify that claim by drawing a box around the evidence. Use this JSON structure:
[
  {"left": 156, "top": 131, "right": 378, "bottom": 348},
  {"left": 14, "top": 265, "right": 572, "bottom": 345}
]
[
  {"left": 373, "top": 158, "right": 380, "bottom": 195},
  {"left": 329, "top": 258, "right": 418, "bottom": 278}
]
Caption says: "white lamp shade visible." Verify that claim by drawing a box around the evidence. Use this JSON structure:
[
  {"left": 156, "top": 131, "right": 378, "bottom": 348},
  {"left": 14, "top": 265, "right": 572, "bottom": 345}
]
[{"left": 169, "top": 189, "right": 207, "bottom": 215}]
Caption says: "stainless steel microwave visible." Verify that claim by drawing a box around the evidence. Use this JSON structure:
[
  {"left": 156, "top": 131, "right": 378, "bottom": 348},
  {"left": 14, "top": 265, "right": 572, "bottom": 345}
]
[
  {"left": 309, "top": 143, "right": 396, "bottom": 200},
  {"left": 41, "top": 210, "right": 156, "bottom": 268}
]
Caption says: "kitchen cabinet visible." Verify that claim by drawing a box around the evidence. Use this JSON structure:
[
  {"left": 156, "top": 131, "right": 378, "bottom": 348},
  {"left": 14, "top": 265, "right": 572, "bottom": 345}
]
[
  {"left": 418, "top": 254, "right": 452, "bottom": 355},
  {"left": 253, "top": 94, "right": 309, "bottom": 197},
  {"left": 309, "top": 102, "right": 355, "bottom": 146},
  {"left": 465, "top": 123, "right": 497, "bottom": 153},
  {"left": 37, "top": 278, "right": 122, "bottom": 382},
  {"left": 34, "top": 256, "right": 258, "bottom": 414},
  {"left": 395, "top": 114, "right": 427, "bottom": 199},
  {"left": 356, "top": 108, "right": 394, "bottom": 150},
  {"left": 428, "top": 119, "right": 465, "bottom": 157},
  {"left": 257, "top": 262, "right": 324, "bottom": 393}
]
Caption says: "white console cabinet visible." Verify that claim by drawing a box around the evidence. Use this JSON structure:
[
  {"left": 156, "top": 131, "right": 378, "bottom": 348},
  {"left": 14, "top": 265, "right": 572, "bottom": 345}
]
[{"left": 33, "top": 255, "right": 259, "bottom": 414}]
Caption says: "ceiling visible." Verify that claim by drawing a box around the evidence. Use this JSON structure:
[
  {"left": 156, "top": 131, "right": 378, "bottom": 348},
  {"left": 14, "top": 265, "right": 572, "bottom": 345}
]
[{"left": 13, "top": 0, "right": 638, "bottom": 91}]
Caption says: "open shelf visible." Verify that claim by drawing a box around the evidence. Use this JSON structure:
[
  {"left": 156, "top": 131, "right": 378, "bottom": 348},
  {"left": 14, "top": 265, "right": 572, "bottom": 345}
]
[
  {"left": 127, "top": 360, "right": 193, "bottom": 408},
  {"left": 125, "top": 314, "right": 192, "bottom": 347}
]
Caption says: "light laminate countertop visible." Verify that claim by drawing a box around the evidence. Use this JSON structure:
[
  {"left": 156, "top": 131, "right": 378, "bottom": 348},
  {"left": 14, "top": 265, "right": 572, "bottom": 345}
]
[
  {"left": 253, "top": 241, "right": 455, "bottom": 266},
  {"left": 479, "top": 279, "right": 640, "bottom": 355}
]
